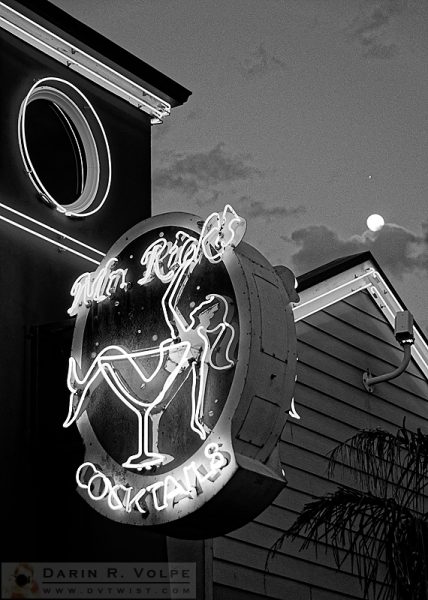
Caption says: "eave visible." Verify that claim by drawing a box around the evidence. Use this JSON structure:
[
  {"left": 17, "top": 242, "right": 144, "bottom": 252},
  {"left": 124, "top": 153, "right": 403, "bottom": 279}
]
[
  {"left": 0, "top": 0, "right": 191, "bottom": 122},
  {"left": 294, "top": 252, "right": 428, "bottom": 381}
]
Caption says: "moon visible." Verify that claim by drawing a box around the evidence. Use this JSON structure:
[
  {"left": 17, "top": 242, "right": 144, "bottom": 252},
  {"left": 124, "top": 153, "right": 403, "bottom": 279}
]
[{"left": 366, "top": 214, "right": 385, "bottom": 232}]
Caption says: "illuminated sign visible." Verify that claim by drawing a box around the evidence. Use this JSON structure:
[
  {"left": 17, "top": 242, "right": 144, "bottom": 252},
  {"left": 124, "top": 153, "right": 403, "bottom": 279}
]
[
  {"left": 65, "top": 206, "right": 297, "bottom": 537},
  {"left": 0, "top": 202, "right": 104, "bottom": 265},
  {"left": 18, "top": 77, "right": 112, "bottom": 218}
]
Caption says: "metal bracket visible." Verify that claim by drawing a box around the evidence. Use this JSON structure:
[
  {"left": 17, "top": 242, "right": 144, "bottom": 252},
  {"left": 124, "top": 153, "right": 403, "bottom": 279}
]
[
  {"left": 363, "top": 310, "right": 414, "bottom": 393},
  {"left": 363, "top": 342, "right": 413, "bottom": 393}
]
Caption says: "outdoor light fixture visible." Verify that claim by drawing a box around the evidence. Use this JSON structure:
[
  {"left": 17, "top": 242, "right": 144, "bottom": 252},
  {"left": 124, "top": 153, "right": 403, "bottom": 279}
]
[{"left": 363, "top": 310, "right": 415, "bottom": 392}]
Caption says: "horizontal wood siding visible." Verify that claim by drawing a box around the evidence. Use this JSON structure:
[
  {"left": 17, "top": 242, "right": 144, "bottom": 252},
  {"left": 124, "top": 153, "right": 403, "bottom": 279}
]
[{"left": 213, "top": 290, "right": 428, "bottom": 600}]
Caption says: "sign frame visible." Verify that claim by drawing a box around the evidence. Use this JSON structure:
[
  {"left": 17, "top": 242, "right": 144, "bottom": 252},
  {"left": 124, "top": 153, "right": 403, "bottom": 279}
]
[{"left": 66, "top": 207, "right": 297, "bottom": 538}]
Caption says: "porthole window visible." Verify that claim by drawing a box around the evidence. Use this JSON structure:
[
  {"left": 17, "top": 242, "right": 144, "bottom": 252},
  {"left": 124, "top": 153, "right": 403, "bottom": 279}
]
[{"left": 18, "top": 77, "right": 111, "bottom": 218}]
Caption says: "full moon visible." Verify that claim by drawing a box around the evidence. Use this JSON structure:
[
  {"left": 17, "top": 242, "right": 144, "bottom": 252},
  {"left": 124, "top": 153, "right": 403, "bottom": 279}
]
[{"left": 366, "top": 214, "right": 385, "bottom": 232}]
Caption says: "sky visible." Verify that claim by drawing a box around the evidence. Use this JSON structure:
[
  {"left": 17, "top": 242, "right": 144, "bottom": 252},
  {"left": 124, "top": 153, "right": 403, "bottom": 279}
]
[{"left": 51, "top": 0, "right": 428, "bottom": 334}]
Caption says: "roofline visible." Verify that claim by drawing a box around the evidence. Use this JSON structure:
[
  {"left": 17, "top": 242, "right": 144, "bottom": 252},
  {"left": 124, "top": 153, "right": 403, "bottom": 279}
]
[
  {"left": 293, "top": 251, "right": 428, "bottom": 380},
  {"left": 0, "top": 0, "right": 191, "bottom": 120},
  {"left": 296, "top": 251, "right": 376, "bottom": 292}
]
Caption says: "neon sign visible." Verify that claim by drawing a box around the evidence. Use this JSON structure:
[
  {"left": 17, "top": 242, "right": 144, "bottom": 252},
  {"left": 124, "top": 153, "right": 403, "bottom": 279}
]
[
  {"left": 76, "top": 442, "right": 229, "bottom": 514},
  {"left": 65, "top": 206, "right": 297, "bottom": 537},
  {"left": 0, "top": 202, "right": 104, "bottom": 266},
  {"left": 67, "top": 258, "right": 128, "bottom": 316},
  {"left": 18, "top": 78, "right": 112, "bottom": 218}
]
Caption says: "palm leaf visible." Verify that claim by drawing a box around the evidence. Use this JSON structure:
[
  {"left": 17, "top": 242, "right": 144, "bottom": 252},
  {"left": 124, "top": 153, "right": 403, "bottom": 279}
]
[
  {"left": 281, "top": 486, "right": 427, "bottom": 600},
  {"left": 273, "top": 423, "right": 428, "bottom": 599},
  {"left": 328, "top": 423, "right": 428, "bottom": 513},
  {"left": 286, "top": 487, "right": 395, "bottom": 599}
]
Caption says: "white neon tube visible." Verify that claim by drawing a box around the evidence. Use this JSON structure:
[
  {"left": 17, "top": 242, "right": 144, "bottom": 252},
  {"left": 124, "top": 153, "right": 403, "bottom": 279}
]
[
  {"left": 66, "top": 206, "right": 243, "bottom": 470},
  {"left": 0, "top": 202, "right": 105, "bottom": 257},
  {"left": 0, "top": 214, "right": 100, "bottom": 265},
  {"left": 296, "top": 268, "right": 376, "bottom": 313},
  {"left": 368, "top": 273, "right": 428, "bottom": 379},
  {"left": 18, "top": 77, "right": 112, "bottom": 218},
  {"left": 68, "top": 258, "right": 128, "bottom": 316},
  {"left": 288, "top": 397, "right": 301, "bottom": 420},
  {"left": 295, "top": 265, "right": 428, "bottom": 380},
  {"left": 0, "top": 6, "right": 171, "bottom": 119}
]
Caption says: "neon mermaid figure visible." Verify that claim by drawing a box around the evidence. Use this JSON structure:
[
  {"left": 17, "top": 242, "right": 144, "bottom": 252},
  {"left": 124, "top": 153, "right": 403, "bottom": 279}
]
[{"left": 64, "top": 205, "right": 246, "bottom": 471}]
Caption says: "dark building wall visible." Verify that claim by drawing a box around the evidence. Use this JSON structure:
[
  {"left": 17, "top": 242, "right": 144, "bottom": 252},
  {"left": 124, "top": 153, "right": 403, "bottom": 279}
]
[
  {"left": 212, "top": 289, "right": 428, "bottom": 599},
  {"left": 0, "top": 25, "right": 158, "bottom": 559},
  {"left": 0, "top": 28, "right": 153, "bottom": 251}
]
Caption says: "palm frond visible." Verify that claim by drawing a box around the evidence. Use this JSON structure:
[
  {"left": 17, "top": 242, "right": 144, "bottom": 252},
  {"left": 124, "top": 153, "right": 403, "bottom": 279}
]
[
  {"left": 380, "top": 513, "right": 428, "bottom": 600},
  {"left": 328, "top": 423, "right": 428, "bottom": 513},
  {"left": 281, "top": 486, "right": 427, "bottom": 600},
  {"left": 285, "top": 487, "right": 393, "bottom": 599},
  {"left": 275, "top": 423, "right": 428, "bottom": 600}
]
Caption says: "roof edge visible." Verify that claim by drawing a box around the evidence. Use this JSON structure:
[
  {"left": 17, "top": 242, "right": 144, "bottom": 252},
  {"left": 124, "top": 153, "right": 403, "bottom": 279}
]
[
  {"left": 293, "top": 251, "right": 428, "bottom": 380},
  {"left": 0, "top": 0, "right": 192, "bottom": 113},
  {"left": 296, "top": 251, "right": 376, "bottom": 292}
]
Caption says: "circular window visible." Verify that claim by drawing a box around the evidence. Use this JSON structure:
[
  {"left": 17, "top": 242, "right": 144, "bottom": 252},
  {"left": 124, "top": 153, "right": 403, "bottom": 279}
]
[{"left": 18, "top": 77, "right": 111, "bottom": 218}]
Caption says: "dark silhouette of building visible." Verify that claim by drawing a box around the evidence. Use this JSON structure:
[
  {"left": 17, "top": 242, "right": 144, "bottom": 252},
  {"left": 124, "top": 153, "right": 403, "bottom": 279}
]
[{"left": 0, "top": 0, "right": 190, "bottom": 562}]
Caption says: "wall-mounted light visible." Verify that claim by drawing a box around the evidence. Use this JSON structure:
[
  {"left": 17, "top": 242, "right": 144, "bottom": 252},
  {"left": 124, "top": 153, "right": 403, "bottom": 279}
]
[{"left": 363, "top": 310, "right": 414, "bottom": 392}]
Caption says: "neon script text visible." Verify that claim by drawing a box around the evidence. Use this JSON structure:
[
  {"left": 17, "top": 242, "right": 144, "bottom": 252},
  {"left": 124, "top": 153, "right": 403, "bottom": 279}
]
[
  {"left": 68, "top": 257, "right": 128, "bottom": 316},
  {"left": 76, "top": 443, "right": 229, "bottom": 515},
  {"left": 137, "top": 205, "right": 246, "bottom": 287}
]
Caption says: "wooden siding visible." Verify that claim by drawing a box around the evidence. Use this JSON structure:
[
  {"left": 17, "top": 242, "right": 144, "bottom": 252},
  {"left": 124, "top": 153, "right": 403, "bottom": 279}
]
[{"left": 212, "top": 289, "right": 428, "bottom": 600}]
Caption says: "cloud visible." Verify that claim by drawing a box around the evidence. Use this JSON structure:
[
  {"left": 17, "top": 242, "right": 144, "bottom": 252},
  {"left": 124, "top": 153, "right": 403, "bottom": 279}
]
[
  {"left": 153, "top": 143, "right": 262, "bottom": 197},
  {"left": 288, "top": 222, "right": 428, "bottom": 277},
  {"left": 186, "top": 109, "right": 204, "bottom": 121},
  {"left": 238, "top": 196, "right": 306, "bottom": 220},
  {"left": 348, "top": 0, "right": 406, "bottom": 59},
  {"left": 240, "top": 43, "right": 286, "bottom": 78},
  {"left": 360, "top": 38, "right": 398, "bottom": 59}
]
